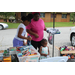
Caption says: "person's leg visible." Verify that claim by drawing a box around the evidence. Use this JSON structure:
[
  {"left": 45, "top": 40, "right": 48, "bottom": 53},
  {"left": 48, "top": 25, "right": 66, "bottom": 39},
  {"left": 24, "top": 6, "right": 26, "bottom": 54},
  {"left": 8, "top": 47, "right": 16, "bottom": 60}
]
[
  {"left": 31, "top": 40, "right": 38, "bottom": 49},
  {"left": 13, "top": 38, "right": 19, "bottom": 47},
  {"left": 13, "top": 38, "right": 24, "bottom": 47},
  {"left": 38, "top": 40, "right": 42, "bottom": 52}
]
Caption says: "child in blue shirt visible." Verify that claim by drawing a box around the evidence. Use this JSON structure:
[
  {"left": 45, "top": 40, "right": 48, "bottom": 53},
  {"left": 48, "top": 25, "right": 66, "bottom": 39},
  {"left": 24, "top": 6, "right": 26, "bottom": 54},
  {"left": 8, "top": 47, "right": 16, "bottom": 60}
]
[{"left": 39, "top": 39, "right": 50, "bottom": 59}]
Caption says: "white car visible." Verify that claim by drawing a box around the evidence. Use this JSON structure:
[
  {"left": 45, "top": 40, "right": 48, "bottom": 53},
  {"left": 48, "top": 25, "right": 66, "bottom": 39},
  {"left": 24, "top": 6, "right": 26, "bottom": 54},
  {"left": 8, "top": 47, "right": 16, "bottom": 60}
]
[
  {"left": 70, "top": 26, "right": 75, "bottom": 46},
  {"left": 0, "top": 23, "right": 8, "bottom": 30}
]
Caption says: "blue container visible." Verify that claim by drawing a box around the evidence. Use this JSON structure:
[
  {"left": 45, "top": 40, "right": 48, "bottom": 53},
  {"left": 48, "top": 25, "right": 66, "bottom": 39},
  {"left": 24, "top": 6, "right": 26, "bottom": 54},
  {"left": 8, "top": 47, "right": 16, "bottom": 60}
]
[
  {"left": 0, "top": 56, "right": 3, "bottom": 61},
  {"left": 27, "top": 36, "right": 31, "bottom": 46}
]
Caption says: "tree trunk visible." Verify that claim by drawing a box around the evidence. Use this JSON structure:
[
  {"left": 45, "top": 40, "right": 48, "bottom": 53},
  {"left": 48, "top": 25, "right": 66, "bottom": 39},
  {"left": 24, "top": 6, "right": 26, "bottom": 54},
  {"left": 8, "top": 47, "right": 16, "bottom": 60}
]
[
  {"left": 15, "top": 12, "right": 18, "bottom": 22},
  {"left": 5, "top": 16, "right": 7, "bottom": 22},
  {"left": 73, "top": 16, "right": 74, "bottom": 24},
  {"left": 6, "top": 18, "right": 7, "bottom": 22},
  {"left": 5, "top": 18, "right": 7, "bottom": 22}
]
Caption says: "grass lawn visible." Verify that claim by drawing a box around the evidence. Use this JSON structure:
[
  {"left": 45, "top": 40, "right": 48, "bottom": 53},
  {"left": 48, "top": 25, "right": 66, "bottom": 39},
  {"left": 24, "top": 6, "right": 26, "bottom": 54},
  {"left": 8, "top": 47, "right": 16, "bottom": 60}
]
[
  {"left": 45, "top": 22, "right": 75, "bottom": 27},
  {"left": 0, "top": 22, "right": 75, "bottom": 29},
  {"left": 4, "top": 22, "right": 20, "bottom": 29}
]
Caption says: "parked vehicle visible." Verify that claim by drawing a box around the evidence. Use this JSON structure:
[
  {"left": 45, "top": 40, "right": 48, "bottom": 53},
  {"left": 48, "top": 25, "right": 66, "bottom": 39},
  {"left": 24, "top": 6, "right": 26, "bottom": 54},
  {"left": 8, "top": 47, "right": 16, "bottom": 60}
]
[
  {"left": 70, "top": 27, "right": 75, "bottom": 46},
  {"left": 0, "top": 23, "right": 8, "bottom": 30}
]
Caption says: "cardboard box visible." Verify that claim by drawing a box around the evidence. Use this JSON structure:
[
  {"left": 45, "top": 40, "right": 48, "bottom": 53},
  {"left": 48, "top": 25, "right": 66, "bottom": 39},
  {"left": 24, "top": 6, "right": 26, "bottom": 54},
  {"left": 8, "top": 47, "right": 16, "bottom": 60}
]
[
  {"left": 55, "top": 46, "right": 75, "bottom": 54},
  {"left": 3, "top": 55, "right": 11, "bottom": 62}
]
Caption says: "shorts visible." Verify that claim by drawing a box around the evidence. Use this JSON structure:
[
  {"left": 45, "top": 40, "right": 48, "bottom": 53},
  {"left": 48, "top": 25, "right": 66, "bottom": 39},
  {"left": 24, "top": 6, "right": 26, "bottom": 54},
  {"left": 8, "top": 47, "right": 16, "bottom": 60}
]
[{"left": 13, "top": 38, "right": 24, "bottom": 47}]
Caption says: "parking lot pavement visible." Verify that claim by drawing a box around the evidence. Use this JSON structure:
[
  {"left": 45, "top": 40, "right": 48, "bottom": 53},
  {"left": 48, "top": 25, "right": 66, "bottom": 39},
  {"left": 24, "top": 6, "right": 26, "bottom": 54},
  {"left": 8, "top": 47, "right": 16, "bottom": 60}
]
[
  {"left": 44, "top": 27, "right": 71, "bottom": 57},
  {"left": 0, "top": 27, "right": 72, "bottom": 57},
  {"left": 0, "top": 29, "right": 16, "bottom": 49}
]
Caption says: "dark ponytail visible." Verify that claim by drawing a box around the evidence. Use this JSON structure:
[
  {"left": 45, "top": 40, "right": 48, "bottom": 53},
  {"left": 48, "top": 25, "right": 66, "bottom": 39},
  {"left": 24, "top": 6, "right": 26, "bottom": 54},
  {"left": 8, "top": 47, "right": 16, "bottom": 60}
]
[{"left": 21, "top": 13, "right": 33, "bottom": 22}]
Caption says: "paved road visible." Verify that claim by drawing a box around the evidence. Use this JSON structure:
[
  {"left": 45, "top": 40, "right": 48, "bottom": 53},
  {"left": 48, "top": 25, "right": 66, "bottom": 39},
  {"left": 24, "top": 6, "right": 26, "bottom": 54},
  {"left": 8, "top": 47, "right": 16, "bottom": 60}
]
[
  {"left": 44, "top": 27, "right": 71, "bottom": 56},
  {"left": 0, "top": 27, "right": 72, "bottom": 57}
]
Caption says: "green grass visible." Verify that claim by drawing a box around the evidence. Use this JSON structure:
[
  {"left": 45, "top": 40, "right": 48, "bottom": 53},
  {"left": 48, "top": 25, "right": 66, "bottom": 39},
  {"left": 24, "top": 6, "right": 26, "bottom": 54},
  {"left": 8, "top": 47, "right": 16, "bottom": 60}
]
[
  {"left": 0, "top": 22, "right": 20, "bottom": 29},
  {"left": 5, "top": 22, "right": 20, "bottom": 28},
  {"left": 0, "top": 22, "right": 75, "bottom": 29},
  {"left": 45, "top": 22, "right": 75, "bottom": 27}
]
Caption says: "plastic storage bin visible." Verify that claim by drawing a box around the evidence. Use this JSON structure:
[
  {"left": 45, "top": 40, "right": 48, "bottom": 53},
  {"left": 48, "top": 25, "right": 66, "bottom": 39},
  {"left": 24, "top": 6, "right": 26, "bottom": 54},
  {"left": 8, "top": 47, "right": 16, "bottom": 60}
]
[
  {"left": 40, "top": 56, "right": 68, "bottom": 62},
  {"left": 9, "top": 47, "right": 16, "bottom": 55},
  {"left": 17, "top": 45, "right": 40, "bottom": 62}
]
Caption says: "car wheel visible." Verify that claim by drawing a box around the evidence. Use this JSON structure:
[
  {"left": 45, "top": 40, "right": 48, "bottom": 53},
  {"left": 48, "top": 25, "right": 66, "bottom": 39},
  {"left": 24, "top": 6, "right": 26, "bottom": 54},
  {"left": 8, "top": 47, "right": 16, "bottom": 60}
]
[
  {"left": 71, "top": 34, "right": 75, "bottom": 46},
  {"left": 0, "top": 25, "right": 3, "bottom": 30}
]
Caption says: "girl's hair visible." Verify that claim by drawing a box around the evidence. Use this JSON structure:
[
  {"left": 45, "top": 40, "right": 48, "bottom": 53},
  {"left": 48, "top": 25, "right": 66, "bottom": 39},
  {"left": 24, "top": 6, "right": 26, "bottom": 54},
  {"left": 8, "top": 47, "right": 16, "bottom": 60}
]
[
  {"left": 41, "top": 39, "right": 47, "bottom": 44},
  {"left": 21, "top": 13, "right": 33, "bottom": 22}
]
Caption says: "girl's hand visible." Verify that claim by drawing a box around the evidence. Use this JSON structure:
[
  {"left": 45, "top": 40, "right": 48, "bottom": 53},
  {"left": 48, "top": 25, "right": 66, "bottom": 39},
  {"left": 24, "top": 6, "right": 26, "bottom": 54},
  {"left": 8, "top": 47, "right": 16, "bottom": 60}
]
[
  {"left": 44, "top": 54, "right": 47, "bottom": 57},
  {"left": 23, "top": 41, "right": 26, "bottom": 46},
  {"left": 27, "top": 37, "right": 32, "bottom": 41}
]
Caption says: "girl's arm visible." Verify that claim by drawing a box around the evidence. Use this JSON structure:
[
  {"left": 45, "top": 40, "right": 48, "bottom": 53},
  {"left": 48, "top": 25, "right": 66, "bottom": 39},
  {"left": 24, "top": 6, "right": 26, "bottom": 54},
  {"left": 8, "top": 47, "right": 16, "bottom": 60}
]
[
  {"left": 18, "top": 28, "right": 32, "bottom": 40},
  {"left": 39, "top": 46, "right": 47, "bottom": 57}
]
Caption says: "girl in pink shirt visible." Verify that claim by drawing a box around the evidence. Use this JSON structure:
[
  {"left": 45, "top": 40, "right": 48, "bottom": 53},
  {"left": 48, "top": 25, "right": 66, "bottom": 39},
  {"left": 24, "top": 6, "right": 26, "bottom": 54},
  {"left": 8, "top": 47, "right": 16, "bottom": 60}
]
[{"left": 26, "top": 12, "right": 46, "bottom": 51}]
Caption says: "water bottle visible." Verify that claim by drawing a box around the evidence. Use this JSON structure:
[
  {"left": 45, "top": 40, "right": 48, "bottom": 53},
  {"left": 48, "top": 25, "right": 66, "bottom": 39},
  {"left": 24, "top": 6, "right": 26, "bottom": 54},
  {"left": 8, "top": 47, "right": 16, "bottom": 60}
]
[{"left": 27, "top": 36, "right": 31, "bottom": 46}]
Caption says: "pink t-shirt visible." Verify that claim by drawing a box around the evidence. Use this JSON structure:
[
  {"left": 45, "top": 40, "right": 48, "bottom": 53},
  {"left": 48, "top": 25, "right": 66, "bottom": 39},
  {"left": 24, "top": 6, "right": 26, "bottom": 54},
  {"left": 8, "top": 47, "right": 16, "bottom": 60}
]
[{"left": 26, "top": 18, "right": 45, "bottom": 41}]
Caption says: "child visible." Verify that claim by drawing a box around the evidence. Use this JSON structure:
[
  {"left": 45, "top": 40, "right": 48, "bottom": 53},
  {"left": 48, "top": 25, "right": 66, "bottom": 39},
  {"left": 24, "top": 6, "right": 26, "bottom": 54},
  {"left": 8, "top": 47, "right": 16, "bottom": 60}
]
[
  {"left": 39, "top": 39, "right": 50, "bottom": 59},
  {"left": 13, "top": 14, "right": 33, "bottom": 47}
]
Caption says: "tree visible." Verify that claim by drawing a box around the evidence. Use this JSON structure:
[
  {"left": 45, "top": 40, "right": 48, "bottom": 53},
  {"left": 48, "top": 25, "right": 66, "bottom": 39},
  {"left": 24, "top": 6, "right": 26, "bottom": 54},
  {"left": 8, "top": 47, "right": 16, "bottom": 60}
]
[
  {"left": 70, "top": 12, "right": 75, "bottom": 24},
  {"left": 0, "top": 12, "right": 15, "bottom": 22},
  {"left": 15, "top": 12, "right": 30, "bottom": 23}
]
